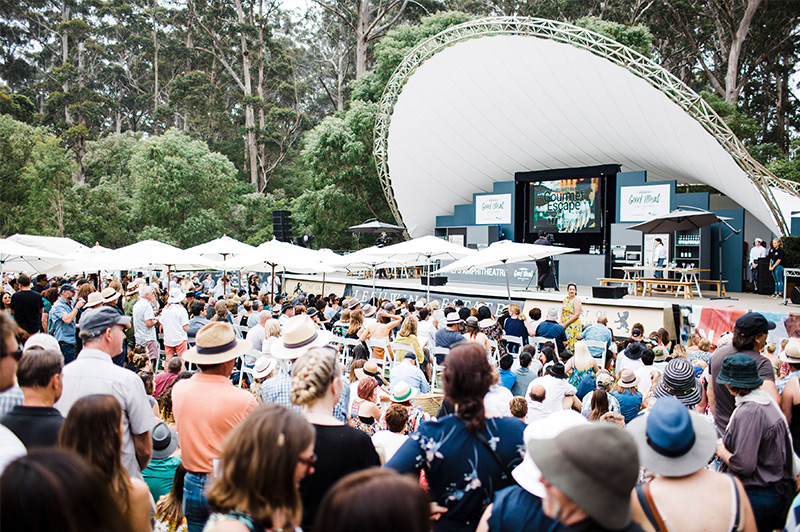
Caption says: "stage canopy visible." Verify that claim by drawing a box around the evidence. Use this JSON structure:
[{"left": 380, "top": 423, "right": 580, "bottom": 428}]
[{"left": 376, "top": 17, "right": 800, "bottom": 238}]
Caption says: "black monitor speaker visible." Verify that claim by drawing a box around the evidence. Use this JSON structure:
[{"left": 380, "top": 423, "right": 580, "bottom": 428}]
[{"left": 791, "top": 286, "right": 800, "bottom": 305}]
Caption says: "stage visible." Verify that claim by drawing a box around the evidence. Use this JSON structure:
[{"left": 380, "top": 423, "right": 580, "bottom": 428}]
[{"left": 285, "top": 273, "right": 800, "bottom": 344}]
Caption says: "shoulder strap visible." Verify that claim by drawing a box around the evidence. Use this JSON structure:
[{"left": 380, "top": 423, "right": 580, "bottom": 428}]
[
  {"left": 473, "top": 429, "right": 517, "bottom": 485},
  {"left": 727, "top": 474, "right": 742, "bottom": 532},
  {"left": 635, "top": 482, "right": 668, "bottom": 532}
]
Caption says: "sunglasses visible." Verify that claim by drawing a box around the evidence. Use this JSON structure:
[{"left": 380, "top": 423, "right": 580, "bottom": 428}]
[
  {"left": 298, "top": 453, "right": 317, "bottom": 469},
  {"left": 1, "top": 347, "right": 23, "bottom": 362}
]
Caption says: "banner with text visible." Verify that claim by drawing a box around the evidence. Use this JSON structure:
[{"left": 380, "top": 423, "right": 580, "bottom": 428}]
[
  {"left": 475, "top": 193, "right": 512, "bottom": 225},
  {"left": 619, "top": 184, "right": 671, "bottom": 222}
]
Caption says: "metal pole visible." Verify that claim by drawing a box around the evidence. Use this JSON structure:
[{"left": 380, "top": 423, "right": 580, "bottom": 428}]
[
  {"left": 503, "top": 260, "right": 512, "bottom": 304},
  {"left": 426, "top": 258, "right": 431, "bottom": 301}
]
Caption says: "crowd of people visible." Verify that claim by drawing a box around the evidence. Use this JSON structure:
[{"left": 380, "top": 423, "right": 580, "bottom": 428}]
[{"left": 2, "top": 270, "right": 800, "bottom": 532}]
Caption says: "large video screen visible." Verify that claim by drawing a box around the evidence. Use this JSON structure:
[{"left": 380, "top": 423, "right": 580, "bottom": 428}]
[{"left": 529, "top": 177, "right": 601, "bottom": 233}]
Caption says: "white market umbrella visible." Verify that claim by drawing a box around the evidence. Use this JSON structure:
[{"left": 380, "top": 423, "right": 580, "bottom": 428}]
[
  {"left": 0, "top": 238, "right": 65, "bottom": 275},
  {"left": 41, "top": 243, "right": 117, "bottom": 276},
  {"left": 6, "top": 234, "right": 89, "bottom": 256},
  {"left": 328, "top": 249, "right": 419, "bottom": 301},
  {"left": 228, "top": 239, "right": 336, "bottom": 301},
  {"left": 432, "top": 240, "right": 579, "bottom": 303},
  {"left": 186, "top": 235, "right": 256, "bottom": 275},
  {"left": 371, "top": 235, "right": 475, "bottom": 299},
  {"left": 105, "top": 240, "right": 217, "bottom": 271}
]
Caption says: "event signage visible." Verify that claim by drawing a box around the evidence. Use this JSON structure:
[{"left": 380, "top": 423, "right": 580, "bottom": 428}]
[
  {"left": 619, "top": 184, "right": 671, "bottom": 222},
  {"left": 475, "top": 194, "right": 512, "bottom": 225}
]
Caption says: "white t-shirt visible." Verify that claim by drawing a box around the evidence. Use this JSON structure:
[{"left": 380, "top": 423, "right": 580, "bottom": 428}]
[
  {"left": 371, "top": 430, "right": 408, "bottom": 463},
  {"left": 160, "top": 304, "right": 189, "bottom": 347},
  {"left": 526, "top": 375, "right": 577, "bottom": 414},
  {"left": 653, "top": 243, "right": 667, "bottom": 262},
  {"left": 484, "top": 384, "right": 513, "bottom": 417},
  {"left": 132, "top": 299, "right": 157, "bottom": 344},
  {"left": 635, "top": 366, "right": 660, "bottom": 396},
  {"left": 0, "top": 424, "right": 26, "bottom": 475},
  {"left": 417, "top": 319, "right": 437, "bottom": 343},
  {"left": 616, "top": 352, "right": 645, "bottom": 375}
]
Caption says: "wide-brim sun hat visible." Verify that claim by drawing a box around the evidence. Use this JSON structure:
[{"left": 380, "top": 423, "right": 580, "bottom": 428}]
[
  {"left": 126, "top": 278, "right": 145, "bottom": 295},
  {"left": 270, "top": 315, "right": 333, "bottom": 360},
  {"left": 512, "top": 410, "right": 588, "bottom": 498},
  {"left": 529, "top": 424, "right": 639, "bottom": 530},
  {"left": 390, "top": 381, "right": 417, "bottom": 403},
  {"left": 628, "top": 396, "right": 716, "bottom": 477},
  {"left": 167, "top": 287, "right": 185, "bottom": 304},
  {"left": 183, "top": 322, "right": 252, "bottom": 364},
  {"left": 355, "top": 360, "right": 388, "bottom": 386},
  {"left": 652, "top": 358, "right": 702, "bottom": 406},
  {"left": 445, "top": 312, "right": 463, "bottom": 325},
  {"left": 252, "top": 356, "right": 278, "bottom": 378}
]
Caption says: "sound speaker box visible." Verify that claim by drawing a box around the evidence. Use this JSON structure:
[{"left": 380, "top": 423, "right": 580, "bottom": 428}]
[
  {"left": 592, "top": 286, "right": 627, "bottom": 299},
  {"left": 421, "top": 276, "right": 447, "bottom": 286},
  {"left": 791, "top": 286, "right": 800, "bottom": 305},
  {"left": 757, "top": 259, "right": 774, "bottom": 295}
]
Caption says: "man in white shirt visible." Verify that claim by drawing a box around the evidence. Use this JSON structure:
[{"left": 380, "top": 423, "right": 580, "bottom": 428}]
[
  {"left": 416, "top": 308, "right": 437, "bottom": 344},
  {"left": 652, "top": 237, "right": 667, "bottom": 279},
  {"left": 132, "top": 286, "right": 159, "bottom": 362},
  {"left": 526, "top": 363, "right": 579, "bottom": 414},
  {"left": 160, "top": 288, "right": 190, "bottom": 360},
  {"left": 749, "top": 238, "right": 768, "bottom": 291},
  {"left": 56, "top": 307, "right": 157, "bottom": 479},
  {"left": 615, "top": 340, "right": 645, "bottom": 375}
]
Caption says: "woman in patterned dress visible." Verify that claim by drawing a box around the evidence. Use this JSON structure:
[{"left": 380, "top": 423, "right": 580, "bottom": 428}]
[{"left": 561, "top": 283, "right": 582, "bottom": 351}]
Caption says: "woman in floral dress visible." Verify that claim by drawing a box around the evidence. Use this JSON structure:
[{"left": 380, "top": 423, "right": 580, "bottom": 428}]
[{"left": 561, "top": 283, "right": 582, "bottom": 351}]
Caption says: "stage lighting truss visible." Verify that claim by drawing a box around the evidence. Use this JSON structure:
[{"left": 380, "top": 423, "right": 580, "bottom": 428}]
[{"left": 374, "top": 16, "right": 797, "bottom": 235}]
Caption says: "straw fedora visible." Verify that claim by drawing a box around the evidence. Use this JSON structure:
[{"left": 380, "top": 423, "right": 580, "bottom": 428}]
[
  {"left": 84, "top": 292, "right": 105, "bottom": 308},
  {"left": 781, "top": 339, "right": 800, "bottom": 364},
  {"left": 628, "top": 396, "right": 716, "bottom": 477},
  {"left": 270, "top": 315, "right": 333, "bottom": 360},
  {"left": 617, "top": 368, "right": 639, "bottom": 388},
  {"left": 355, "top": 360, "right": 388, "bottom": 386},
  {"left": 101, "top": 286, "right": 120, "bottom": 304},
  {"left": 183, "top": 322, "right": 252, "bottom": 364}
]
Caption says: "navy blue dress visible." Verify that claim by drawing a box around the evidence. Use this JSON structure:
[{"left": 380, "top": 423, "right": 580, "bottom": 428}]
[
  {"left": 487, "top": 485, "right": 564, "bottom": 532},
  {"left": 385, "top": 415, "right": 525, "bottom": 532}
]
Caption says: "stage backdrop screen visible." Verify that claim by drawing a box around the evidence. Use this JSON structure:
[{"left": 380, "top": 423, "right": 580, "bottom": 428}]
[{"left": 529, "top": 177, "right": 601, "bottom": 233}]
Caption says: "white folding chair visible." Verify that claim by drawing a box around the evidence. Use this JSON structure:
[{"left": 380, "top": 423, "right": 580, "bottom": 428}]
[
  {"left": 389, "top": 341, "right": 415, "bottom": 363},
  {"left": 583, "top": 340, "right": 609, "bottom": 369},
  {"left": 431, "top": 347, "right": 450, "bottom": 394},
  {"left": 503, "top": 335, "right": 524, "bottom": 354},
  {"left": 367, "top": 338, "right": 392, "bottom": 375},
  {"left": 328, "top": 337, "right": 348, "bottom": 366},
  {"left": 487, "top": 338, "right": 500, "bottom": 365},
  {"left": 532, "top": 336, "right": 560, "bottom": 357}
]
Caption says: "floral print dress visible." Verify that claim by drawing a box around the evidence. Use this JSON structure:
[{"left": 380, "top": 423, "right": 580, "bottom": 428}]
[
  {"left": 561, "top": 297, "right": 581, "bottom": 351},
  {"left": 385, "top": 415, "right": 525, "bottom": 532}
]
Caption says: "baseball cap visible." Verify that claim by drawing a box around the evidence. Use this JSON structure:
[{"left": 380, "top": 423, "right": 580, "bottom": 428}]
[
  {"left": 734, "top": 312, "right": 775, "bottom": 336},
  {"left": 59, "top": 284, "right": 77, "bottom": 294},
  {"left": 78, "top": 307, "right": 131, "bottom": 337}
]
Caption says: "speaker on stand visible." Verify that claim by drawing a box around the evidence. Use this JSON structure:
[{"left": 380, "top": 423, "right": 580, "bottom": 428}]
[{"left": 272, "top": 210, "right": 293, "bottom": 243}]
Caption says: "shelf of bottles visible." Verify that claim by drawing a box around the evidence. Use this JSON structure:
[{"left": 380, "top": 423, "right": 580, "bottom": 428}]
[{"left": 675, "top": 231, "right": 701, "bottom": 270}]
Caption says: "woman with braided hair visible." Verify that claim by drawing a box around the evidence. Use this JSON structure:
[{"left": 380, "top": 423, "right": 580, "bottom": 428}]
[
  {"left": 386, "top": 342, "right": 525, "bottom": 532},
  {"left": 290, "top": 346, "right": 380, "bottom": 531}
]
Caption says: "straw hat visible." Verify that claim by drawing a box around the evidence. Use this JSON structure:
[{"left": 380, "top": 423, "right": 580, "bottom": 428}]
[
  {"left": 270, "top": 315, "right": 333, "bottom": 360},
  {"left": 183, "top": 322, "right": 252, "bottom": 364},
  {"left": 355, "top": 360, "right": 387, "bottom": 386},
  {"left": 167, "top": 287, "right": 185, "bottom": 304},
  {"left": 101, "top": 287, "right": 120, "bottom": 304},
  {"left": 617, "top": 368, "right": 638, "bottom": 388},
  {"left": 84, "top": 292, "right": 105, "bottom": 308},
  {"left": 126, "top": 278, "right": 145, "bottom": 296},
  {"left": 390, "top": 381, "right": 417, "bottom": 403},
  {"left": 781, "top": 339, "right": 800, "bottom": 364}
]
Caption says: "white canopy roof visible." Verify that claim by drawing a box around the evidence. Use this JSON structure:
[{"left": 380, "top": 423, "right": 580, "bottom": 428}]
[
  {"left": 6, "top": 234, "right": 88, "bottom": 256},
  {"left": 385, "top": 33, "right": 797, "bottom": 237},
  {"left": 185, "top": 235, "right": 256, "bottom": 263}
]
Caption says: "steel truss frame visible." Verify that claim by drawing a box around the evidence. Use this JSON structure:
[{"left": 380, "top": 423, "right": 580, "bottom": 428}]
[{"left": 373, "top": 16, "right": 796, "bottom": 235}]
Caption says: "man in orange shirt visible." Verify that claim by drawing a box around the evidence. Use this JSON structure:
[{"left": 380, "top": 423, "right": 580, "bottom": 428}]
[{"left": 172, "top": 322, "right": 257, "bottom": 532}]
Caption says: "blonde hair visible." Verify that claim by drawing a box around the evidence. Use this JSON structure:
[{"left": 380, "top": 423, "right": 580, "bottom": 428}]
[
  {"left": 290, "top": 347, "right": 342, "bottom": 407},
  {"left": 671, "top": 344, "right": 687, "bottom": 359},
  {"left": 509, "top": 303, "right": 524, "bottom": 319},
  {"left": 572, "top": 341, "right": 593, "bottom": 372},
  {"left": 347, "top": 309, "right": 363, "bottom": 337},
  {"left": 429, "top": 301, "right": 440, "bottom": 310},
  {"left": 264, "top": 320, "right": 281, "bottom": 339},
  {"left": 698, "top": 338, "right": 712, "bottom": 352},
  {"left": 765, "top": 342, "right": 777, "bottom": 355},
  {"left": 399, "top": 315, "right": 417, "bottom": 338}
]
